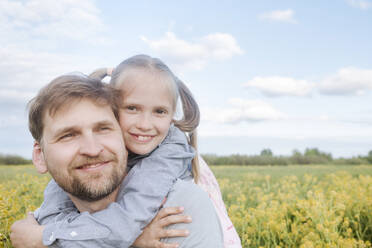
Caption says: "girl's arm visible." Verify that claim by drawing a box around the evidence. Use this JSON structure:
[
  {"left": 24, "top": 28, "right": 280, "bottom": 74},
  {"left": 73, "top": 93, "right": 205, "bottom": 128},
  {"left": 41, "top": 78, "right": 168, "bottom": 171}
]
[
  {"left": 10, "top": 213, "right": 46, "bottom": 248},
  {"left": 10, "top": 207, "right": 191, "bottom": 248},
  {"left": 35, "top": 179, "right": 74, "bottom": 224}
]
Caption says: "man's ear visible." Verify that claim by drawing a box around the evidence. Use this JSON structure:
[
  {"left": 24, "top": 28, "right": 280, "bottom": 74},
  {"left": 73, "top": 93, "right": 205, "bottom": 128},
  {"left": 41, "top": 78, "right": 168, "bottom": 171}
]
[{"left": 32, "top": 141, "right": 48, "bottom": 174}]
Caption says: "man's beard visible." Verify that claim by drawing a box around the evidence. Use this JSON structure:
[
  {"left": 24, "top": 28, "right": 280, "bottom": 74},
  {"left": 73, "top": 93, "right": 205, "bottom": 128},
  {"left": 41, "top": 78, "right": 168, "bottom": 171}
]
[
  {"left": 68, "top": 169, "right": 123, "bottom": 202},
  {"left": 49, "top": 154, "right": 126, "bottom": 202}
]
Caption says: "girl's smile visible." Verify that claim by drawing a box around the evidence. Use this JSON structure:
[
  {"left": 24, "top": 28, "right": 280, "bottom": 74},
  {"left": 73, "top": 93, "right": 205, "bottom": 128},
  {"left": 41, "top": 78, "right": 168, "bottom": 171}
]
[{"left": 129, "top": 133, "right": 155, "bottom": 142}]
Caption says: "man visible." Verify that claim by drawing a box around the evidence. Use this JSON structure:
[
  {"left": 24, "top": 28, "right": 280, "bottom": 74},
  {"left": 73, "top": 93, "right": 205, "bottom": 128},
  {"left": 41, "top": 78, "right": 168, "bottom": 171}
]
[{"left": 10, "top": 74, "right": 223, "bottom": 247}]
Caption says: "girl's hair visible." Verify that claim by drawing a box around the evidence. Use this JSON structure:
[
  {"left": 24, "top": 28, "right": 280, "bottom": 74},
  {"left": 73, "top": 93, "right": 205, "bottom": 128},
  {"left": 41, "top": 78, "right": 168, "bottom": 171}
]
[{"left": 89, "top": 55, "right": 201, "bottom": 183}]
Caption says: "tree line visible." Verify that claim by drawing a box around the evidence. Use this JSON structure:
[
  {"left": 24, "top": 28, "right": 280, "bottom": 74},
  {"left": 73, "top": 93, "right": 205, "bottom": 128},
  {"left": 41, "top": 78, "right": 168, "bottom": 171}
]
[
  {"left": 0, "top": 153, "right": 32, "bottom": 165},
  {"left": 1, "top": 148, "right": 372, "bottom": 166},
  {"left": 201, "top": 148, "right": 372, "bottom": 166}
]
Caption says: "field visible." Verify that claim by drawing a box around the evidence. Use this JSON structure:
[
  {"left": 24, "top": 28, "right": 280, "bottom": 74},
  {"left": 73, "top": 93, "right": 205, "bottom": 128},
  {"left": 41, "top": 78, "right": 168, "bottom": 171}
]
[{"left": 1, "top": 165, "right": 372, "bottom": 247}]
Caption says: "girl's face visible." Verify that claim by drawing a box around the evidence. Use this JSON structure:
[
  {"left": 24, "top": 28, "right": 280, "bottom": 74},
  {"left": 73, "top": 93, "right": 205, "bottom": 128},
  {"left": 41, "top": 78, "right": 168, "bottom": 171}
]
[{"left": 118, "top": 71, "right": 175, "bottom": 155}]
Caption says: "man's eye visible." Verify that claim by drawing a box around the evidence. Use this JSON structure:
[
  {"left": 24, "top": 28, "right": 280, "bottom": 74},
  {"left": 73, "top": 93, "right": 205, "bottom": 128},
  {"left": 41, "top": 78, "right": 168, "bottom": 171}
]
[
  {"left": 99, "top": 126, "right": 111, "bottom": 131},
  {"left": 59, "top": 133, "right": 74, "bottom": 140}
]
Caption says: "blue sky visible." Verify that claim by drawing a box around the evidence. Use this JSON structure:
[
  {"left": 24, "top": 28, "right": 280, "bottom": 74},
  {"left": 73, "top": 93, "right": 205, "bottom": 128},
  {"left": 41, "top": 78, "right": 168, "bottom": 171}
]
[{"left": 0, "top": 0, "right": 371, "bottom": 158}]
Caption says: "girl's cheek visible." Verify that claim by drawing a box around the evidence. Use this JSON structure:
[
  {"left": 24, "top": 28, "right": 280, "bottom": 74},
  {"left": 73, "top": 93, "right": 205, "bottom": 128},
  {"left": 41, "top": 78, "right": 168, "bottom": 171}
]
[
  {"left": 119, "top": 113, "right": 135, "bottom": 132},
  {"left": 118, "top": 113, "right": 127, "bottom": 131}
]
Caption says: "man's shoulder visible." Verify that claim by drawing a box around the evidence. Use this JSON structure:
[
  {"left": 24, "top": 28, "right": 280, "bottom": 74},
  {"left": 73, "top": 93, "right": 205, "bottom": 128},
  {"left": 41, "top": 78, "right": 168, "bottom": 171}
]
[
  {"left": 165, "top": 179, "right": 209, "bottom": 205},
  {"left": 162, "top": 179, "right": 224, "bottom": 248}
]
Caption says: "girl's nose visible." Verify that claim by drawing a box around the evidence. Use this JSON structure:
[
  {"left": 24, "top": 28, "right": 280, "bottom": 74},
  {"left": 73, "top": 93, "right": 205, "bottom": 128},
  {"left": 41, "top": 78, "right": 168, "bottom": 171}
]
[{"left": 136, "top": 113, "right": 152, "bottom": 131}]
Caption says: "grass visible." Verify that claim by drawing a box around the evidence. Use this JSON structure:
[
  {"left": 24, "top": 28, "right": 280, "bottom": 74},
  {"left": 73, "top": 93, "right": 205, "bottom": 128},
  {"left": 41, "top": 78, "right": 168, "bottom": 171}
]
[
  {"left": 1, "top": 164, "right": 372, "bottom": 247},
  {"left": 211, "top": 164, "right": 372, "bottom": 182},
  {"left": 1, "top": 164, "right": 371, "bottom": 183},
  {"left": 0, "top": 165, "right": 50, "bottom": 182}
]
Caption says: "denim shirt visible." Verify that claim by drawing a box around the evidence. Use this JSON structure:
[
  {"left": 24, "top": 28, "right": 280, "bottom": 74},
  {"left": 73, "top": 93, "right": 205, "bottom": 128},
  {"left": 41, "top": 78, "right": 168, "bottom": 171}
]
[{"left": 34, "top": 125, "right": 194, "bottom": 247}]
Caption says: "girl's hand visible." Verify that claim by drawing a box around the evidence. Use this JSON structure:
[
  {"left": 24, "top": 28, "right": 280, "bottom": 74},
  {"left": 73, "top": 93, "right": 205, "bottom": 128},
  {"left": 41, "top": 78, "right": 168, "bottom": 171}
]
[
  {"left": 10, "top": 213, "right": 46, "bottom": 248},
  {"left": 133, "top": 206, "right": 192, "bottom": 248}
]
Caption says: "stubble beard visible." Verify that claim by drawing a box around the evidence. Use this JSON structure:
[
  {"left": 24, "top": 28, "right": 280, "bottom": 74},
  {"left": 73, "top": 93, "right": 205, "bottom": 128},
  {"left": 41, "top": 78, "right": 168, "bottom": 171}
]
[
  {"left": 69, "top": 168, "right": 123, "bottom": 202},
  {"left": 51, "top": 154, "right": 126, "bottom": 202}
]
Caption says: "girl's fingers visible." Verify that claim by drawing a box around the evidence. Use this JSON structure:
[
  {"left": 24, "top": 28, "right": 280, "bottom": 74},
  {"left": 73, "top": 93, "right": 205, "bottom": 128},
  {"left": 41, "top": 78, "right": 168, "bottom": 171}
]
[
  {"left": 153, "top": 241, "right": 179, "bottom": 248},
  {"left": 159, "top": 214, "right": 192, "bottom": 228},
  {"left": 160, "top": 228, "right": 190, "bottom": 238},
  {"left": 156, "top": 206, "right": 184, "bottom": 220},
  {"left": 26, "top": 212, "right": 38, "bottom": 224},
  {"left": 156, "top": 241, "right": 180, "bottom": 248}
]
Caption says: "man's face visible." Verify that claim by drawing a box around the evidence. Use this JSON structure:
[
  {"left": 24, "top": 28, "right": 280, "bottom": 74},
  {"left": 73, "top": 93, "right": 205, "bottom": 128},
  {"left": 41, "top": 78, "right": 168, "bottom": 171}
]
[{"left": 36, "top": 99, "right": 127, "bottom": 202}]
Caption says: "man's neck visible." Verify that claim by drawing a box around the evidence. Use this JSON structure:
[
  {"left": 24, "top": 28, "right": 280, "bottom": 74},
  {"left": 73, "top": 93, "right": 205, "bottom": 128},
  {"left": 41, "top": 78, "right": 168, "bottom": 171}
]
[{"left": 68, "top": 187, "right": 120, "bottom": 213}]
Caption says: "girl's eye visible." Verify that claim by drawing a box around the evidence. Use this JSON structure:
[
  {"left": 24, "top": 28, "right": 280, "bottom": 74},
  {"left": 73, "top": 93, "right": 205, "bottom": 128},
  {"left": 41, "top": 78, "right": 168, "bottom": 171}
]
[
  {"left": 155, "top": 109, "right": 167, "bottom": 115},
  {"left": 126, "top": 105, "right": 137, "bottom": 111}
]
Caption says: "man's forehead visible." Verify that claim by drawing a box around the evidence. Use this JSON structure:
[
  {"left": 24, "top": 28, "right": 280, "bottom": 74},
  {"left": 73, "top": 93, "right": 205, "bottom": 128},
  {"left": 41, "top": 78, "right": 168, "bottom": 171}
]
[{"left": 43, "top": 99, "right": 117, "bottom": 131}]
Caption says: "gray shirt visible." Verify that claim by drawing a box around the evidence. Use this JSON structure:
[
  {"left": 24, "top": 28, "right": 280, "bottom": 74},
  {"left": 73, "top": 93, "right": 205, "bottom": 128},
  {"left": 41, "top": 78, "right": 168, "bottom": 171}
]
[
  {"left": 35, "top": 179, "right": 224, "bottom": 248},
  {"left": 35, "top": 125, "right": 221, "bottom": 247},
  {"left": 161, "top": 179, "right": 224, "bottom": 248}
]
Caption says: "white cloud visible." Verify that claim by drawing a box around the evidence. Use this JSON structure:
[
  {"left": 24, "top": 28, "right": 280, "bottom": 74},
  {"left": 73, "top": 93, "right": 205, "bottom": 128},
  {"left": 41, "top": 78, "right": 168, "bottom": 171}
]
[
  {"left": 0, "top": 45, "right": 98, "bottom": 90},
  {"left": 259, "top": 9, "right": 297, "bottom": 23},
  {"left": 0, "top": 0, "right": 107, "bottom": 44},
  {"left": 346, "top": 0, "right": 372, "bottom": 9},
  {"left": 201, "top": 33, "right": 244, "bottom": 60},
  {"left": 243, "top": 76, "right": 313, "bottom": 97},
  {"left": 319, "top": 67, "right": 372, "bottom": 95},
  {"left": 0, "top": 0, "right": 107, "bottom": 111},
  {"left": 0, "top": 89, "right": 34, "bottom": 104},
  {"left": 141, "top": 32, "right": 244, "bottom": 70},
  {"left": 0, "top": 45, "right": 101, "bottom": 125},
  {"left": 318, "top": 114, "right": 331, "bottom": 121},
  {"left": 0, "top": 0, "right": 108, "bottom": 146},
  {"left": 244, "top": 67, "right": 372, "bottom": 97},
  {"left": 202, "top": 98, "right": 286, "bottom": 124}
]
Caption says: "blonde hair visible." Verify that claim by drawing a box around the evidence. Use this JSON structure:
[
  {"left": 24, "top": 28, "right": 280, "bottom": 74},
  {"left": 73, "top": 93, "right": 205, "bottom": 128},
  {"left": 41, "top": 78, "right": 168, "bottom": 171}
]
[{"left": 90, "top": 55, "right": 201, "bottom": 182}]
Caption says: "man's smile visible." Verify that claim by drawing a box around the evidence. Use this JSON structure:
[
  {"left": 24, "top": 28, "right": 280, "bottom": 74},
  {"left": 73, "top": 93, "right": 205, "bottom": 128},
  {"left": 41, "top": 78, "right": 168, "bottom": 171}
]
[{"left": 74, "top": 160, "right": 112, "bottom": 172}]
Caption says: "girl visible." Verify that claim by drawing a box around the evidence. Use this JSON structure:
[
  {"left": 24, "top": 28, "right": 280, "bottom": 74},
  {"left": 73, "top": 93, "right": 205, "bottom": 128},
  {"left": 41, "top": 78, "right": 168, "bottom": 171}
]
[{"left": 34, "top": 54, "right": 241, "bottom": 247}]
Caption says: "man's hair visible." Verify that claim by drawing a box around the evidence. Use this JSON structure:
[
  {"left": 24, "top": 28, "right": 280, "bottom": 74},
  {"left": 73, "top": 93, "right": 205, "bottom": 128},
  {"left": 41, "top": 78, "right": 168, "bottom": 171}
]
[{"left": 28, "top": 74, "right": 122, "bottom": 143}]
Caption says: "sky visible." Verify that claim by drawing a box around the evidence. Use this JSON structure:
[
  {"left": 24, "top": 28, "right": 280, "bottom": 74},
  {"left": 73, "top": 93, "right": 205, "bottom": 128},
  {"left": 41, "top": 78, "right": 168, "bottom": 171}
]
[{"left": 0, "top": 0, "right": 371, "bottom": 159}]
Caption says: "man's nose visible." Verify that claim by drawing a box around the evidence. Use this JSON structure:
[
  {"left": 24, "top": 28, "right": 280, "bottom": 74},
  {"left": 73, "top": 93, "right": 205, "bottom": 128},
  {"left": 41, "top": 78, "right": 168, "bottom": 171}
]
[
  {"left": 79, "top": 133, "right": 103, "bottom": 157},
  {"left": 136, "top": 113, "right": 152, "bottom": 131}
]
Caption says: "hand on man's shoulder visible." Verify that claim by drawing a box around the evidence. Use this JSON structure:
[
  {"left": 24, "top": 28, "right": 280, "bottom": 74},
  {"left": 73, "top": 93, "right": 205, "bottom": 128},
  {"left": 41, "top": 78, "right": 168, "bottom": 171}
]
[{"left": 162, "top": 179, "right": 224, "bottom": 248}]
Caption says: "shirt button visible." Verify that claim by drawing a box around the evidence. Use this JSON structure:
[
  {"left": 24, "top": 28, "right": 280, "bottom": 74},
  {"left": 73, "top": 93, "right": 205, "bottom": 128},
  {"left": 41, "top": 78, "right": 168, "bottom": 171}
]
[{"left": 70, "top": 231, "right": 78, "bottom": 237}]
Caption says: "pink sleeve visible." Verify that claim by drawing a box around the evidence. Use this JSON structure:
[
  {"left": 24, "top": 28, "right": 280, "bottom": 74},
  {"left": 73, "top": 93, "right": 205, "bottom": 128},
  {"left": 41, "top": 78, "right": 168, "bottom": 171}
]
[{"left": 197, "top": 156, "right": 242, "bottom": 248}]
